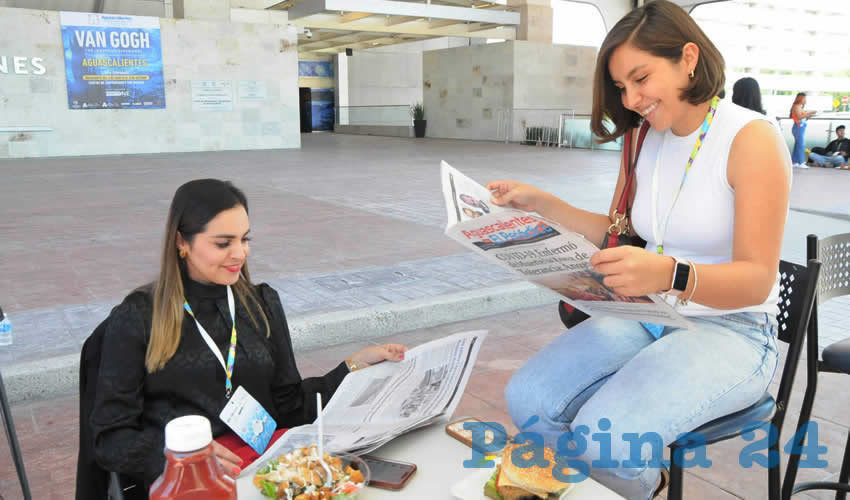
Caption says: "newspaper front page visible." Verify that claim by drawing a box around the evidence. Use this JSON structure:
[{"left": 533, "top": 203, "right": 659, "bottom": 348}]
[
  {"left": 240, "top": 330, "right": 486, "bottom": 478},
  {"left": 441, "top": 161, "right": 691, "bottom": 328}
]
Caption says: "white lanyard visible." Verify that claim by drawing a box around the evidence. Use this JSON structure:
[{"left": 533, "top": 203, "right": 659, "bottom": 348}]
[
  {"left": 650, "top": 132, "right": 669, "bottom": 251},
  {"left": 186, "top": 285, "right": 235, "bottom": 374}
]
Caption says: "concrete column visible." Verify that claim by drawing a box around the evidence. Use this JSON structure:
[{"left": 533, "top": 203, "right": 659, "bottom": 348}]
[
  {"left": 593, "top": 0, "right": 636, "bottom": 31},
  {"left": 173, "top": 0, "right": 231, "bottom": 21},
  {"left": 508, "top": 0, "right": 553, "bottom": 44}
]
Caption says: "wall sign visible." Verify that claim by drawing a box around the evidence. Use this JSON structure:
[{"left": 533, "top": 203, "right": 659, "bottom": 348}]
[
  {"left": 60, "top": 12, "right": 165, "bottom": 109},
  {"left": 192, "top": 80, "right": 233, "bottom": 112},
  {"left": 0, "top": 56, "right": 46, "bottom": 75},
  {"left": 238, "top": 80, "right": 267, "bottom": 102}
]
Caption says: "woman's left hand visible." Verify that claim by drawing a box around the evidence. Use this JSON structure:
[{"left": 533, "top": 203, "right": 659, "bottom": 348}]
[
  {"left": 590, "top": 246, "right": 674, "bottom": 297},
  {"left": 347, "top": 344, "right": 408, "bottom": 370}
]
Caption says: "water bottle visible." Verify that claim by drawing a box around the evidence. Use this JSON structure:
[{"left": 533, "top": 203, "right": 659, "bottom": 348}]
[{"left": 0, "top": 306, "right": 11, "bottom": 346}]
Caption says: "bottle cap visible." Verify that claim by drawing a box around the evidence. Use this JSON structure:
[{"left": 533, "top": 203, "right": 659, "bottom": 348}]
[
  {"left": 0, "top": 306, "right": 4, "bottom": 319},
  {"left": 164, "top": 415, "right": 213, "bottom": 452}
]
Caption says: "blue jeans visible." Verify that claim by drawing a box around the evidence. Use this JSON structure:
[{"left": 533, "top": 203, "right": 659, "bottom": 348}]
[
  {"left": 809, "top": 152, "right": 847, "bottom": 167},
  {"left": 792, "top": 122, "right": 807, "bottom": 164},
  {"left": 504, "top": 313, "right": 778, "bottom": 500}
]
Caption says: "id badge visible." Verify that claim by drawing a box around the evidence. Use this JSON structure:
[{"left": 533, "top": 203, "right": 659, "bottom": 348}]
[{"left": 219, "top": 386, "right": 277, "bottom": 455}]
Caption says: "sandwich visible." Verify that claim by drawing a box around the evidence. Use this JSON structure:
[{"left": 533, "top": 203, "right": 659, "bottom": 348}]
[{"left": 484, "top": 443, "right": 573, "bottom": 500}]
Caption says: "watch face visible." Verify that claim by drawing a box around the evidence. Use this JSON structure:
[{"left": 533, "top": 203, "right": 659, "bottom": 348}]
[{"left": 673, "top": 262, "right": 690, "bottom": 292}]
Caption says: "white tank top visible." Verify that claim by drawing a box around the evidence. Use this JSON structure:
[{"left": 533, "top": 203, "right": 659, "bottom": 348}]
[{"left": 631, "top": 99, "right": 790, "bottom": 316}]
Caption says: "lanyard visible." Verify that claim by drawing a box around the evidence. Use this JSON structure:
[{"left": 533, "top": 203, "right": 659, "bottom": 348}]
[
  {"left": 184, "top": 285, "right": 237, "bottom": 398},
  {"left": 651, "top": 96, "right": 719, "bottom": 255}
]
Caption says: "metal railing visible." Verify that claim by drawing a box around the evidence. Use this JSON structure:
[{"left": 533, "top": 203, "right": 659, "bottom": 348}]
[
  {"left": 498, "top": 108, "right": 574, "bottom": 147},
  {"left": 774, "top": 115, "right": 850, "bottom": 152},
  {"left": 561, "top": 114, "right": 623, "bottom": 151},
  {"left": 336, "top": 105, "right": 412, "bottom": 126},
  {"left": 496, "top": 109, "right": 623, "bottom": 151}
]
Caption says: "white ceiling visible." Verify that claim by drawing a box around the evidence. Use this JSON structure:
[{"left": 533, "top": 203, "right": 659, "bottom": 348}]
[{"left": 272, "top": 0, "right": 519, "bottom": 54}]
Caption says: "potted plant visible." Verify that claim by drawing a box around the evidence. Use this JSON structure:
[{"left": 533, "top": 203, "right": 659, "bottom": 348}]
[{"left": 412, "top": 102, "right": 426, "bottom": 138}]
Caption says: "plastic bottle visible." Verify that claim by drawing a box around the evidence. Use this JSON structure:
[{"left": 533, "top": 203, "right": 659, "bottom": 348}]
[
  {"left": 149, "top": 415, "right": 237, "bottom": 500},
  {"left": 0, "top": 306, "right": 11, "bottom": 346}
]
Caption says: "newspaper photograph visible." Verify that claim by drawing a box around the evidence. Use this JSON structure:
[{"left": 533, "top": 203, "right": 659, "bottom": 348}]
[
  {"left": 239, "top": 330, "right": 486, "bottom": 478},
  {"left": 441, "top": 161, "right": 692, "bottom": 328}
]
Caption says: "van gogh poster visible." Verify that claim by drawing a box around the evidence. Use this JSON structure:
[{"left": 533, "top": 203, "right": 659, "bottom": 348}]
[{"left": 60, "top": 12, "right": 165, "bottom": 110}]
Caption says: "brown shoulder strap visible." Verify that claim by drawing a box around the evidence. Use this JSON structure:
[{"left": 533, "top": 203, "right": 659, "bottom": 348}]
[{"left": 616, "top": 121, "right": 651, "bottom": 215}]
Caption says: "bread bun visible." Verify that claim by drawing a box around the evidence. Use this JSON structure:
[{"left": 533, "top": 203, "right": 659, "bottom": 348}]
[{"left": 500, "top": 443, "right": 573, "bottom": 497}]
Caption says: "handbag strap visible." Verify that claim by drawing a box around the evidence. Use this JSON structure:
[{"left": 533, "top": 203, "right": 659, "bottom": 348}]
[{"left": 616, "top": 121, "right": 651, "bottom": 217}]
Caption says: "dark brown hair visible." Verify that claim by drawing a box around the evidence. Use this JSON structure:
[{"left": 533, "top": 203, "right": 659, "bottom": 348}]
[
  {"left": 147, "top": 179, "right": 269, "bottom": 372},
  {"left": 590, "top": 0, "right": 725, "bottom": 142}
]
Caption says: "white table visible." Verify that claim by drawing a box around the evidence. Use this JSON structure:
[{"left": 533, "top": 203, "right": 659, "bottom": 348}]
[{"left": 237, "top": 422, "right": 623, "bottom": 499}]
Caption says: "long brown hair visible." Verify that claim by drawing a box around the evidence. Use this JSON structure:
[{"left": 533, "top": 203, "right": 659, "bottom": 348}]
[
  {"left": 146, "top": 179, "right": 270, "bottom": 373},
  {"left": 590, "top": 0, "right": 725, "bottom": 142},
  {"left": 790, "top": 92, "right": 806, "bottom": 118}
]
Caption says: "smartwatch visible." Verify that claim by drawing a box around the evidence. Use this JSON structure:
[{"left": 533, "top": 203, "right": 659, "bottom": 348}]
[{"left": 665, "top": 258, "right": 690, "bottom": 296}]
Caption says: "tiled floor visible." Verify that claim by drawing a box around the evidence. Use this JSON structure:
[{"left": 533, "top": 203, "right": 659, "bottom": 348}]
[
  {"left": 1, "top": 134, "right": 849, "bottom": 499},
  {"left": 2, "top": 304, "right": 849, "bottom": 500}
]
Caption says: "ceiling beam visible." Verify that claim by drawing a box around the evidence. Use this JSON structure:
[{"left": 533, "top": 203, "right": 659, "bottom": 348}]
[
  {"left": 298, "top": 32, "right": 364, "bottom": 50},
  {"left": 292, "top": 16, "right": 517, "bottom": 39},
  {"left": 467, "top": 22, "right": 500, "bottom": 32},
  {"left": 301, "top": 33, "right": 390, "bottom": 51},
  {"left": 267, "top": 0, "right": 293, "bottom": 9},
  {"left": 428, "top": 18, "right": 464, "bottom": 29},
  {"left": 338, "top": 12, "right": 375, "bottom": 23},
  {"left": 288, "top": 0, "right": 519, "bottom": 24},
  {"left": 385, "top": 15, "right": 418, "bottom": 26}
]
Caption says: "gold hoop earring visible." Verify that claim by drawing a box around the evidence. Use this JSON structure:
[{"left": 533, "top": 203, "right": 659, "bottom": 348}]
[
  {"left": 689, "top": 70, "right": 695, "bottom": 79},
  {"left": 179, "top": 249, "right": 187, "bottom": 259}
]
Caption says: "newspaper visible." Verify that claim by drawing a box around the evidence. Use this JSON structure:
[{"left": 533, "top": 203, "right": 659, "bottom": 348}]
[
  {"left": 240, "top": 330, "right": 486, "bottom": 477},
  {"left": 441, "top": 161, "right": 691, "bottom": 329}
]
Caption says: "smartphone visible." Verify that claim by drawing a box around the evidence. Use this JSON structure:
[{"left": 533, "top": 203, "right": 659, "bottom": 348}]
[{"left": 360, "top": 455, "right": 417, "bottom": 490}]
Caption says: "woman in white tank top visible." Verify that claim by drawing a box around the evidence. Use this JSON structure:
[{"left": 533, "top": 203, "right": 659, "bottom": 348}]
[{"left": 494, "top": 1, "right": 791, "bottom": 499}]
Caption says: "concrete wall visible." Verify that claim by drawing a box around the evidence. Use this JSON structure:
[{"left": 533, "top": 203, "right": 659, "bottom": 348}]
[
  {"left": 513, "top": 42, "right": 596, "bottom": 112},
  {"left": 0, "top": 0, "right": 166, "bottom": 16},
  {"left": 423, "top": 42, "right": 515, "bottom": 141},
  {"left": 0, "top": 6, "right": 300, "bottom": 158},
  {"left": 422, "top": 41, "right": 596, "bottom": 141},
  {"left": 346, "top": 37, "right": 473, "bottom": 108}
]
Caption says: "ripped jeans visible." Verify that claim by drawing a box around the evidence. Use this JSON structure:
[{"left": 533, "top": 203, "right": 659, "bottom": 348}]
[{"left": 504, "top": 313, "right": 778, "bottom": 500}]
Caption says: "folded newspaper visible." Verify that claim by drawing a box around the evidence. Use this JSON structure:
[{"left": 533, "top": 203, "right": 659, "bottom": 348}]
[
  {"left": 240, "top": 330, "right": 486, "bottom": 478},
  {"left": 441, "top": 161, "right": 691, "bottom": 329}
]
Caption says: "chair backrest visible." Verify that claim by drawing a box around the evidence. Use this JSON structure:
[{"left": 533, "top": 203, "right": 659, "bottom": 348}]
[
  {"left": 76, "top": 318, "right": 111, "bottom": 500},
  {"left": 772, "top": 259, "right": 822, "bottom": 438},
  {"left": 775, "top": 259, "right": 822, "bottom": 345},
  {"left": 808, "top": 232, "right": 850, "bottom": 304}
]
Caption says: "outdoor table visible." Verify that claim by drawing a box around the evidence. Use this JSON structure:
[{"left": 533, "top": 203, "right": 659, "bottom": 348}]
[{"left": 236, "top": 420, "right": 624, "bottom": 499}]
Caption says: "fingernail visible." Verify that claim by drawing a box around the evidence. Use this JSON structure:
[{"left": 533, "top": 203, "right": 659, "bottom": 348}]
[
  {"left": 399, "top": 354, "right": 405, "bottom": 360},
  {"left": 232, "top": 466, "right": 241, "bottom": 475},
  {"left": 238, "top": 458, "right": 245, "bottom": 466}
]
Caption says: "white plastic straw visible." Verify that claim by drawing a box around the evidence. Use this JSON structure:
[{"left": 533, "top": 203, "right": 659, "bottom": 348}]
[
  {"left": 317, "top": 393, "right": 323, "bottom": 457},
  {"left": 316, "top": 393, "right": 332, "bottom": 486}
]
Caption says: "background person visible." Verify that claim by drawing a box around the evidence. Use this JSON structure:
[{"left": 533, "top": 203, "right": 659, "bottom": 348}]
[
  {"left": 790, "top": 92, "right": 816, "bottom": 168},
  {"left": 89, "top": 179, "right": 406, "bottom": 493},
  {"left": 731, "top": 77, "right": 765, "bottom": 115},
  {"left": 491, "top": 2, "right": 790, "bottom": 498},
  {"left": 808, "top": 125, "right": 850, "bottom": 168}
]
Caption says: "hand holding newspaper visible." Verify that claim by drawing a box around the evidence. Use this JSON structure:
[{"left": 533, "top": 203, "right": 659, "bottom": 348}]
[
  {"left": 239, "top": 330, "right": 486, "bottom": 479},
  {"left": 441, "top": 161, "right": 691, "bottom": 328}
]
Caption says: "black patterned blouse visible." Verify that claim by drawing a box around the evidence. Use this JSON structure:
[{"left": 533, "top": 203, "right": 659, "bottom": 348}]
[{"left": 90, "top": 275, "right": 349, "bottom": 487}]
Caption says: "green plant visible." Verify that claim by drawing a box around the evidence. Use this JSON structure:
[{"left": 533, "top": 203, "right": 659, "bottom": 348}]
[{"left": 411, "top": 102, "right": 425, "bottom": 121}]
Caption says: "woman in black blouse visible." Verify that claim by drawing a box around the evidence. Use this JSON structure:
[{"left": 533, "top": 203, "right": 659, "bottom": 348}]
[{"left": 90, "top": 179, "right": 406, "bottom": 490}]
